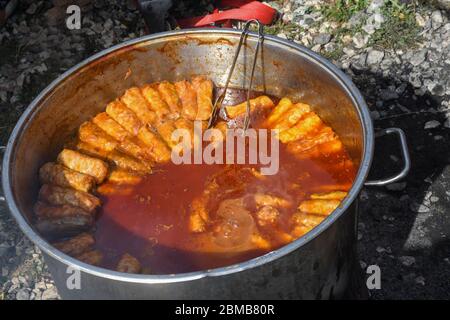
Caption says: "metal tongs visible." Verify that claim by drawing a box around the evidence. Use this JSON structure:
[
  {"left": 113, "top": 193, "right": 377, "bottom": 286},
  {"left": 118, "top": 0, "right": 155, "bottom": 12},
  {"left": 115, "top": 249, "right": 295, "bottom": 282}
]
[{"left": 207, "top": 19, "right": 265, "bottom": 131}]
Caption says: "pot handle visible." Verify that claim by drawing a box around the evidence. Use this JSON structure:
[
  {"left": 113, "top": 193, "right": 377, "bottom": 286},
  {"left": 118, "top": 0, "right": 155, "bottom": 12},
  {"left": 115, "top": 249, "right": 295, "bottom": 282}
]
[
  {"left": 364, "top": 127, "right": 410, "bottom": 187},
  {"left": 0, "top": 146, "right": 4, "bottom": 197}
]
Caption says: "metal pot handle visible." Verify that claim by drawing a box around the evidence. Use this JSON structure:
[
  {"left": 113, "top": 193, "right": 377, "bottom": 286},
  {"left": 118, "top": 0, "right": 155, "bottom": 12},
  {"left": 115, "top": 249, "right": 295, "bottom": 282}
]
[
  {"left": 0, "top": 146, "right": 5, "bottom": 197},
  {"left": 364, "top": 127, "right": 410, "bottom": 186}
]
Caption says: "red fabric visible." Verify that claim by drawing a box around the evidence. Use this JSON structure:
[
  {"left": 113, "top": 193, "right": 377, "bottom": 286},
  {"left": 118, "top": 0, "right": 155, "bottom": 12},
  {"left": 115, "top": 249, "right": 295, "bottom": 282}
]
[{"left": 177, "top": 1, "right": 277, "bottom": 28}]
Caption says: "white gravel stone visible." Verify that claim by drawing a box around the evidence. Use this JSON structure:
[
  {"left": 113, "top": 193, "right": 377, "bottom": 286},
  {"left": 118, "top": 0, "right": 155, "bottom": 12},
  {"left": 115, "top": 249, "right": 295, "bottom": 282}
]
[
  {"left": 16, "top": 289, "right": 30, "bottom": 300},
  {"left": 41, "top": 286, "right": 59, "bottom": 300},
  {"left": 424, "top": 120, "right": 441, "bottom": 129},
  {"left": 399, "top": 256, "right": 416, "bottom": 266},
  {"left": 366, "top": 49, "right": 384, "bottom": 65},
  {"left": 431, "top": 10, "right": 444, "bottom": 30},
  {"left": 410, "top": 49, "right": 428, "bottom": 66}
]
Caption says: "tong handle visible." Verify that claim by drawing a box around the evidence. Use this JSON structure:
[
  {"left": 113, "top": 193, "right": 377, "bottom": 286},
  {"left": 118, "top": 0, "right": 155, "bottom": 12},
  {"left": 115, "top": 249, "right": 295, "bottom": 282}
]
[{"left": 208, "top": 20, "right": 264, "bottom": 130}]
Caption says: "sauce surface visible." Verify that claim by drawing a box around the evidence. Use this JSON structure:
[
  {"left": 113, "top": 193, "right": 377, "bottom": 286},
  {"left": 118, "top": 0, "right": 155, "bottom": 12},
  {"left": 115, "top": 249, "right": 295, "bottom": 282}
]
[{"left": 94, "top": 91, "right": 356, "bottom": 274}]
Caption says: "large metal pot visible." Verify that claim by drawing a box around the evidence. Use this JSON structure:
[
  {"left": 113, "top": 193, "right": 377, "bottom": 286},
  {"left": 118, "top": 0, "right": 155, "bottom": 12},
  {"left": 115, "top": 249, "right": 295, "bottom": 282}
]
[{"left": 2, "top": 29, "right": 409, "bottom": 299}]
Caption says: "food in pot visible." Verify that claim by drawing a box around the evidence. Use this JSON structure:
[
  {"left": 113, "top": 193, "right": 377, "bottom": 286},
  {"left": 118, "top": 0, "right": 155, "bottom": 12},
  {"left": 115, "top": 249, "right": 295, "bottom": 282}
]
[{"left": 33, "top": 77, "right": 356, "bottom": 274}]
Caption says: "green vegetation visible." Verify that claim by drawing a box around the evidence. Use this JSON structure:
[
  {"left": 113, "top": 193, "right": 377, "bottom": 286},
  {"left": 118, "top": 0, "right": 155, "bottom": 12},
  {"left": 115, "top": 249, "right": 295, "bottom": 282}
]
[
  {"left": 261, "top": 20, "right": 303, "bottom": 39},
  {"left": 369, "top": 1, "right": 421, "bottom": 49},
  {"left": 321, "top": 0, "right": 369, "bottom": 22},
  {"left": 318, "top": 0, "right": 421, "bottom": 50}
]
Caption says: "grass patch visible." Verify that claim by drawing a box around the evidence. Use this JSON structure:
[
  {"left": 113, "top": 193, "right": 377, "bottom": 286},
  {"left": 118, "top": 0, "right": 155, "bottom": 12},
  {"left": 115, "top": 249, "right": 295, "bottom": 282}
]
[
  {"left": 369, "top": 0, "right": 421, "bottom": 50},
  {"left": 322, "top": 45, "right": 345, "bottom": 60},
  {"left": 321, "top": 0, "right": 369, "bottom": 22},
  {"left": 260, "top": 20, "right": 303, "bottom": 39}
]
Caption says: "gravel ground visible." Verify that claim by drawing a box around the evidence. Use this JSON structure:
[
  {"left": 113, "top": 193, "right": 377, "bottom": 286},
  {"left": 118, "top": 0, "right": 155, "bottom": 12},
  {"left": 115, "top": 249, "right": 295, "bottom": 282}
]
[{"left": 0, "top": 0, "right": 449, "bottom": 300}]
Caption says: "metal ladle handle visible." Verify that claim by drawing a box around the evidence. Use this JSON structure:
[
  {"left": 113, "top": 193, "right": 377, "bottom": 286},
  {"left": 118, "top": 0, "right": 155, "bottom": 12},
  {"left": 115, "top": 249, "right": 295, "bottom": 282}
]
[
  {"left": 208, "top": 19, "right": 264, "bottom": 130},
  {"left": 364, "top": 127, "right": 411, "bottom": 186}
]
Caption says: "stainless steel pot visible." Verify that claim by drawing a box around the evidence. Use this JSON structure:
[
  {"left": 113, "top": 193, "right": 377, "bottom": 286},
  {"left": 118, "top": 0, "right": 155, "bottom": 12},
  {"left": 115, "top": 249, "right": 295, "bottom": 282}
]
[{"left": 2, "top": 29, "right": 410, "bottom": 299}]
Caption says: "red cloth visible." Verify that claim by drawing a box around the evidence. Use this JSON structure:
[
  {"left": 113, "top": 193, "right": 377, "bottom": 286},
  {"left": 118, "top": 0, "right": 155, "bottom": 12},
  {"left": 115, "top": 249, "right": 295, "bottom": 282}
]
[{"left": 177, "top": 0, "right": 277, "bottom": 28}]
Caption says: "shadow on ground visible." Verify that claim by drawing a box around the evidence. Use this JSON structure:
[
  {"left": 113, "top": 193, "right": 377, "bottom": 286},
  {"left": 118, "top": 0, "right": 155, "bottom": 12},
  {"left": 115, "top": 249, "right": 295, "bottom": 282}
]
[{"left": 352, "top": 68, "right": 450, "bottom": 299}]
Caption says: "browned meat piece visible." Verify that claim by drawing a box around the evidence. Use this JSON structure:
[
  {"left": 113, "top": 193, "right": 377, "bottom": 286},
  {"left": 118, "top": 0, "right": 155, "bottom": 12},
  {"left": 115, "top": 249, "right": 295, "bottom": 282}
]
[
  {"left": 277, "top": 112, "right": 322, "bottom": 143},
  {"left": 174, "top": 118, "right": 198, "bottom": 149},
  {"left": 52, "top": 233, "right": 95, "bottom": 256},
  {"left": 78, "top": 121, "right": 118, "bottom": 152},
  {"left": 93, "top": 114, "right": 153, "bottom": 163},
  {"left": 39, "top": 162, "right": 96, "bottom": 192},
  {"left": 57, "top": 149, "right": 109, "bottom": 184},
  {"left": 292, "top": 139, "right": 344, "bottom": 160},
  {"left": 250, "top": 233, "right": 271, "bottom": 250},
  {"left": 225, "top": 96, "right": 274, "bottom": 119},
  {"left": 106, "top": 100, "right": 143, "bottom": 136},
  {"left": 254, "top": 193, "right": 291, "bottom": 208},
  {"left": 175, "top": 80, "right": 198, "bottom": 121},
  {"left": 78, "top": 121, "right": 117, "bottom": 151},
  {"left": 189, "top": 196, "right": 209, "bottom": 233},
  {"left": 34, "top": 201, "right": 91, "bottom": 219},
  {"left": 271, "top": 103, "right": 311, "bottom": 131},
  {"left": 34, "top": 201, "right": 94, "bottom": 238},
  {"left": 255, "top": 205, "right": 280, "bottom": 227},
  {"left": 286, "top": 126, "right": 337, "bottom": 155},
  {"left": 116, "top": 253, "right": 142, "bottom": 273},
  {"left": 97, "top": 184, "right": 134, "bottom": 196},
  {"left": 298, "top": 199, "right": 341, "bottom": 216},
  {"left": 156, "top": 120, "right": 178, "bottom": 149},
  {"left": 35, "top": 214, "right": 94, "bottom": 238},
  {"left": 291, "top": 212, "right": 324, "bottom": 238},
  {"left": 310, "top": 191, "right": 347, "bottom": 200},
  {"left": 76, "top": 250, "right": 103, "bottom": 266},
  {"left": 157, "top": 81, "right": 181, "bottom": 115},
  {"left": 39, "top": 184, "right": 101, "bottom": 213},
  {"left": 107, "top": 169, "right": 143, "bottom": 185},
  {"left": 137, "top": 126, "right": 171, "bottom": 163},
  {"left": 191, "top": 76, "right": 213, "bottom": 120},
  {"left": 117, "top": 136, "right": 155, "bottom": 163},
  {"left": 92, "top": 112, "right": 131, "bottom": 142},
  {"left": 76, "top": 141, "right": 152, "bottom": 173},
  {"left": 141, "top": 85, "right": 171, "bottom": 120},
  {"left": 120, "top": 87, "right": 156, "bottom": 125},
  {"left": 265, "top": 97, "right": 293, "bottom": 127}
]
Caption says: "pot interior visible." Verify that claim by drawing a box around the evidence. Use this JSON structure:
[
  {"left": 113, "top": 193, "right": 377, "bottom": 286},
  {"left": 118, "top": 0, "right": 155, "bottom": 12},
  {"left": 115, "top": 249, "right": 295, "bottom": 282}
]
[{"left": 7, "top": 30, "right": 367, "bottom": 243}]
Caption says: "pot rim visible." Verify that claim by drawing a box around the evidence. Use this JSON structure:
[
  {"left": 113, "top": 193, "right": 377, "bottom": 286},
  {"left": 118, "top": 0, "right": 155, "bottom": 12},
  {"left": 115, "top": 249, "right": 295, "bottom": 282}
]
[{"left": 2, "top": 28, "right": 374, "bottom": 284}]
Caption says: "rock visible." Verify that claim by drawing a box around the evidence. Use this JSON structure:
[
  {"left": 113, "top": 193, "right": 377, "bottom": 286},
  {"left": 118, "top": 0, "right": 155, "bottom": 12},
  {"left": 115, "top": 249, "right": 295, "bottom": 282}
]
[
  {"left": 45, "top": 7, "right": 66, "bottom": 26},
  {"left": 41, "top": 286, "right": 59, "bottom": 300},
  {"left": 399, "top": 256, "right": 416, "bottom": 266},
  {"left": 424, "top": 120, "right": 441, "bottom": 129},
  {"left": 366, "top": 49, "right": 384, "bottom": 65},
  {"left": 348, "top": 11, "right": 365, "bottom": 27},
  {"left": 415, "top": 13, "right": 426, "bottom": 27},
  {"left": 428, "top": 83, "right": 445, "bottom": 96},
  {"left": 314, "top": 33, "right": 331, "bottom": 45},
  {"left": 380, "top": 88, "right": 399, "bottom": 100},
  {"left": 26, "top": 3, "right": 39, "bottom": 15},
  {"left": 370, "top": 110, "right": 380, "bottom": 120},
  {"left": 430, "top": 196, "right": 439, "bottom": 202},
  {"left": 444, "top": 118, "right": 450, "bottom": 128},
  {"left": 410, "top": 49, "right": 427, "bottom": 66},
  {"left": 435, "top": 0, "right": 450, "bottom": 10},
  {"left": 367, "top": 0, "right": 385, "bottom": 13},
  {"left": 363, "top": 13, "right": 385, "bottom": 34},
  {"left": 16, "top": 289, "right": 30, "bottom": 300},
  {"left": 415, "top": 276, "right": 426, "bottom": 285},
  {"left": 363, "top": 24, "right": 376, "bottom": 35},
  {"left": 353, "top": 33, "right": 369, "bottom": 49},
  {"left": 431, "top": 10, "right": 444, "bottom": 30}
]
